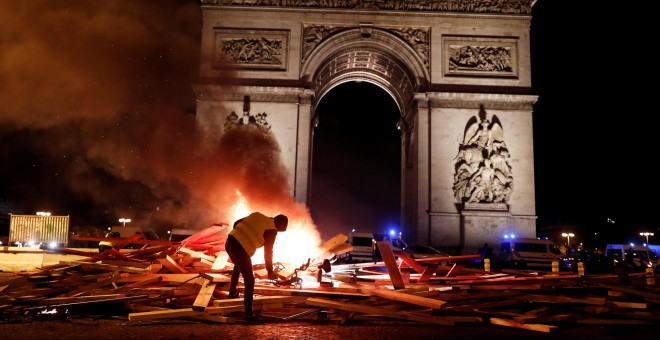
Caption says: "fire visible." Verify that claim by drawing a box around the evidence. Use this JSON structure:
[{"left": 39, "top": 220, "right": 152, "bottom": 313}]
[{"left": 228, "top": 190, "right": 322, "bottom": 265}]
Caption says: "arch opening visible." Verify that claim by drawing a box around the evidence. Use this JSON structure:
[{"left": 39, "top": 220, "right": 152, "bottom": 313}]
[{"left": 309, "top": 81, "right": 402, "bottom": 240}]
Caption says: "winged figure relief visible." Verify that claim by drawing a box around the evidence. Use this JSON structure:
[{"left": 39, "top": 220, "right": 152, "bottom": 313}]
[{"left": 453, "top": 107, "right": 513, "bottom": 204}]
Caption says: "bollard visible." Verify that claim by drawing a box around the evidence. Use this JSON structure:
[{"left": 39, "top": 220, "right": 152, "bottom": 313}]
[
  {"left": 552, "top": 261, "right": 559, "bottom": 273},
  {"left": 484, "top": 258, "right": 491, "bottom": 272},
  {"left": 646, "top": 268, "right": 655, "bottom": 286},
  {"left": 577, "top": 262, "right": 585, "bottom": 276}
]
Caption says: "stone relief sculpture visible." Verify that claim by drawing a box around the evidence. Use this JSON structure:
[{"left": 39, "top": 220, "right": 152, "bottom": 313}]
[
  {"left": 200, "top": 0, "right": 533, "bottom": 15},
  {"left": 448, "top": 45, "right": 512, "bottom": 73},
  {"left": 220, "top": 37, "right": 283, "bottom": 65},
  {"left": 302, "top": 24, "right": 346, "bottom": 63},
  {"left": 302, "top": 25, "right": 429, "bottom": 68},
  {"left": 453, "top": 105, "right": 513, "bottom": 205},
  {"left": 224, "top": 111, "right": 272, "bottom": 132}
]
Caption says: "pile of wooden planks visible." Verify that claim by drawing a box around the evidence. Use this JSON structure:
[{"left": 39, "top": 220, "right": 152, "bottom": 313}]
[{"left": 1, "top": 233, "right": 659, "bottom": 333}]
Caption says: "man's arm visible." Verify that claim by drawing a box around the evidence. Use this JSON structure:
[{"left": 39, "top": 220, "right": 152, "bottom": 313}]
[{"left": 263, "top": 229, "right": 278, "bottom": 279}]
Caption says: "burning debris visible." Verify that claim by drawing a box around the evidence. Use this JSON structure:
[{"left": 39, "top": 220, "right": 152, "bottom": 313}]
[{"left": 1, "top": 230, "right": 659, "bottom": 333}]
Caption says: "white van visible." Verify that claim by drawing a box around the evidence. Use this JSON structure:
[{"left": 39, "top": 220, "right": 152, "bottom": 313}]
[
  {"left": 498, "top": 238, "right": 562, "bottom": 269},
  {"left": 605, "top": 244, "right": 660, "bottom": 273},
  {"left": 344, "top": 231, "right": 407, "bottom": 263}
]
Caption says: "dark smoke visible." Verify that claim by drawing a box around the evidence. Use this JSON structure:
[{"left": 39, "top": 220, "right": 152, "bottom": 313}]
[{"left": 0, "top": 0, "right": 302, "bottom": 234}]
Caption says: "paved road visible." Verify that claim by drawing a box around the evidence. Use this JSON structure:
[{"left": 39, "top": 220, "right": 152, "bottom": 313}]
[{"left": 1, "top": 316, "right": 656, "bottom": 340}]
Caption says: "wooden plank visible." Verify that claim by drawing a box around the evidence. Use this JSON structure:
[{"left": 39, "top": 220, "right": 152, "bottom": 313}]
[
  {"left": 192, "top": 279, "right": 217, "bottom": 311},
  {"left": 64, "top": 274, "right": 125, "bottom": 297},
  {"left": 418, "top": 266, "right": 437, "bottom": 283},
  {"left": 212, "top": 251, "right": 229, "bottom": 270},
  {"left": 314, "top": 233, "right": 348, "bottom": 260},
  {"left": 361, "top": 287, "right": 447, "bottom": 309},
  {"left": 116, "top": 273, "right": 200, "bottom": 285},
  {"left": 177, "top": 247, "right": 216, "bottom": 262},
  {"left": 64, "top": 261, "right": 150, "bottom": 274},
  {"left": 599, "top": 283, "right": 660, "bottom": 300},
  {"left": 252, "top": 286, "right": 369, "bottom": 300},
  {"left": 305, "top": 297, "right": 454, "bottom": 326},
  {"left": 192, "top": 313, "right": 236, "bottom": 323},
  {"left": 37, "top": 294, "right": 125, "bottom": 305},
  {"left": 212, "top": 295, "right": 304, "bottom": 307},
  {"left": 394, "top": 251, "right": 425, "bottom": 273},
  {"left": 445, "top": 262, "right": 467, "bottom": 277},
  {"left": 158, "top": 255, "right": 189, "bottom": 274},
  {"left": 200, "top": 272, "right": 231, "bottom": 283},
  {"left": 325, "top": 242, "right": 353, "bottom": 257},
  {"left": 375, "top": 241, "right": 405, "bottom": 289},
  {"left": 489, "top": 317, "right": 557, "bottom": 333},
  {"left": 128, "top": 307, "right": 202, "bottom": 321},
  {"left": 523, "top": 294, "right": 606, "bottom": 305}
]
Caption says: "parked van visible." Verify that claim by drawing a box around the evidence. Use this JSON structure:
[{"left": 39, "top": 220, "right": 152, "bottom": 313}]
[
  {"left": 498, "top": 238, "right": 562, "bottom": 269},
  {"left": 344, "top": 231, "right": 407, "bottom": 263},
  {"left": 605, "top": 244, "right": 660, "bottom": 273},
  {"left": 647, "top": 244, "right": 660, "bottom": 257}
]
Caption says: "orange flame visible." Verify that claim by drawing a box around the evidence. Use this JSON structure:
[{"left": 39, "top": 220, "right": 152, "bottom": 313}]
[{"left": 228, "top": 190, "right": 322, "bottom": 265}]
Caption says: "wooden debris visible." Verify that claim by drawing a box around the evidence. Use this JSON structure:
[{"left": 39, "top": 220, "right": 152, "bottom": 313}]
[{"left": 1, "top": 232, "right": 659, "bottom": 334}]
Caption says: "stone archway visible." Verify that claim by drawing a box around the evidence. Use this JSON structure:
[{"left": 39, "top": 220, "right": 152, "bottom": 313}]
[
  {"left": 194, "top": 1, "right": 539, "bottom": 253},
  {"left": 299, "top": 26, "right": 428, "bottom": 241}
]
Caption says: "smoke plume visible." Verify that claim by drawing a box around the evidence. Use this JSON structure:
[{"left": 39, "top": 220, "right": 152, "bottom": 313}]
[{"left": 0, "top": 0, "right": 309, "bottom": 235}]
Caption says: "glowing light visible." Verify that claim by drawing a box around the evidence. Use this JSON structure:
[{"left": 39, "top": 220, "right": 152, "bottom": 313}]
[
  {"left": 118, "top": 218, "right": 131, "bottom": 226},
  {"left": 640, "top": 232, "right": 654, "bottom": 243},
  {"left": 229, "top": 190, "right": 322, "bottom": 265}
]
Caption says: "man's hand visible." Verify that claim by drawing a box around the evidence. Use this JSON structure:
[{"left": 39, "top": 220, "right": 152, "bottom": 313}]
[{"left": 268, "top": 271, "right": 279, "bottom": 280}]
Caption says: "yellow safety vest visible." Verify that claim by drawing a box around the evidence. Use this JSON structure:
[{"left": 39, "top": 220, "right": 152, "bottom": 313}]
[
  {"left": 229, "top": 212, "right": 276, "bottom": 256},
  {"left": 99, "top": 233, "right": 115, "bottom": 248}
]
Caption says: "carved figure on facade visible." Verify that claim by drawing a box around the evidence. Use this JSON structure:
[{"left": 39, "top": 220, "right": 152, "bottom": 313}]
[
  {"left": 449, "top": 45, "right": 512, "bottom": 73},
  {"left": 302, "top": 25, "right": 346, "bottom": 63},
  {"left": 220, "top": 37, "right": 282, "bottom": 64},
  {"left": 224, "top": 111, "right": 272, "bottom": 132},
  {"left": 201, "top": 0, "right": 532, "bottom": 15},
  {"left": 453, "top": 105, "right": 513, "bottom": 205},
  {"left": 303, "top": 24, "right": 429, "bottom": 69}
]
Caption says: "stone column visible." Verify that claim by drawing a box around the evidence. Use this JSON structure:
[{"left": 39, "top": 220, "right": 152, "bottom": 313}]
[{"left": 294, "top": 90, "right": 314, "bottom": 205}]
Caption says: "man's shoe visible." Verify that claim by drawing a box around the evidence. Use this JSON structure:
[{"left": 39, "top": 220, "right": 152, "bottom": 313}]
[
  {"left": 227, "top": 292, "right": 239, "bottom": 299},
  {"left": 243, "top": 314, "right": 260, "bottom": 324}
]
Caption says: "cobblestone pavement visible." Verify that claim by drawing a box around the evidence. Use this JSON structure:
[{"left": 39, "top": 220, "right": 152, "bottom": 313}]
[{"left": 1, "top": 317, "right": 656, "bottom": 340}]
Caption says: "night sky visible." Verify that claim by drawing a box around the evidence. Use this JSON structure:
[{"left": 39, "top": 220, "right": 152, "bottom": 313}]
[{"left": 0, "top": 1, "right": 657, "bottom": 246}]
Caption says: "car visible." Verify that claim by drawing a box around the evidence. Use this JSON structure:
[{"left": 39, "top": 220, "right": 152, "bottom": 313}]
[
  {"left": 561, "top": 250, "right": 615, "bottom": 274},
  {"left": 403, "top": 245, "right": 452, "bottom": 265}
]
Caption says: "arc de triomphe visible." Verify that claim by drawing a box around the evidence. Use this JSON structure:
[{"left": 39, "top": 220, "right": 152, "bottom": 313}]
[{"left": 193, "top": 0, "right": 538, "bottom": 253}]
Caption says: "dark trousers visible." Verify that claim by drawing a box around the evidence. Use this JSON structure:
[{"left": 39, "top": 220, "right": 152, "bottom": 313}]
[{"left": 225, "top": 235, "right": 255, "bottom": 315}]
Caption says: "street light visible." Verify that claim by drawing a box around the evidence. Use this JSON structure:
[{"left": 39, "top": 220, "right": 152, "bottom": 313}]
[
  {"left": 640, "top": 232, "right": 654, "bottom": 244},
  {"left": 118, "top": 218, "right": 131, "bottom": 226},
  {"left": 562, "top": 232, "right": 574, "bottom": 248}
]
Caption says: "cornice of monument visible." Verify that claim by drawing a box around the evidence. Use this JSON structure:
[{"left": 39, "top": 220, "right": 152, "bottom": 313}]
[
  {"left": 200, "top": 0, "right": 534, "bottom": 16},
  {"left": 425, "top": 92, "right": 538, "bottom": 110},
  {"left": 193, "top": 84, "right": 308, "bottom": 103}
]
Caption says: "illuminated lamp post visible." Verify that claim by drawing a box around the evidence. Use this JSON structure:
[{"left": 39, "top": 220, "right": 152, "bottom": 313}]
[
  {"left": 640, "top": 232, "right": 654, "bottom": 244},
  {"left": 118, "top": 218, "right": 131, "bottom": 226},
  {"left": 562, "top": 232, "right": 574, "bottom": 248}
]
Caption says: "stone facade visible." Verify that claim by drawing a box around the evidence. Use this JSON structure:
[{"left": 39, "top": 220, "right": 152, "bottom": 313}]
[{"left": 193, "top": 0, "right": 538, "bottom": 253}]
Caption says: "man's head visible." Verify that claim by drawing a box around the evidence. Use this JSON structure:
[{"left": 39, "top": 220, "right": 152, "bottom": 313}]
[{"left": 274, "top": 214, "right": 288, "bottom": 232}]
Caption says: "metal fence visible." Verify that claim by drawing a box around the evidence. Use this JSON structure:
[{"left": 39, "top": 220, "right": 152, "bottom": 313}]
[{"left": 8, "top": 214, "right": 70, "bottom": 245}]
